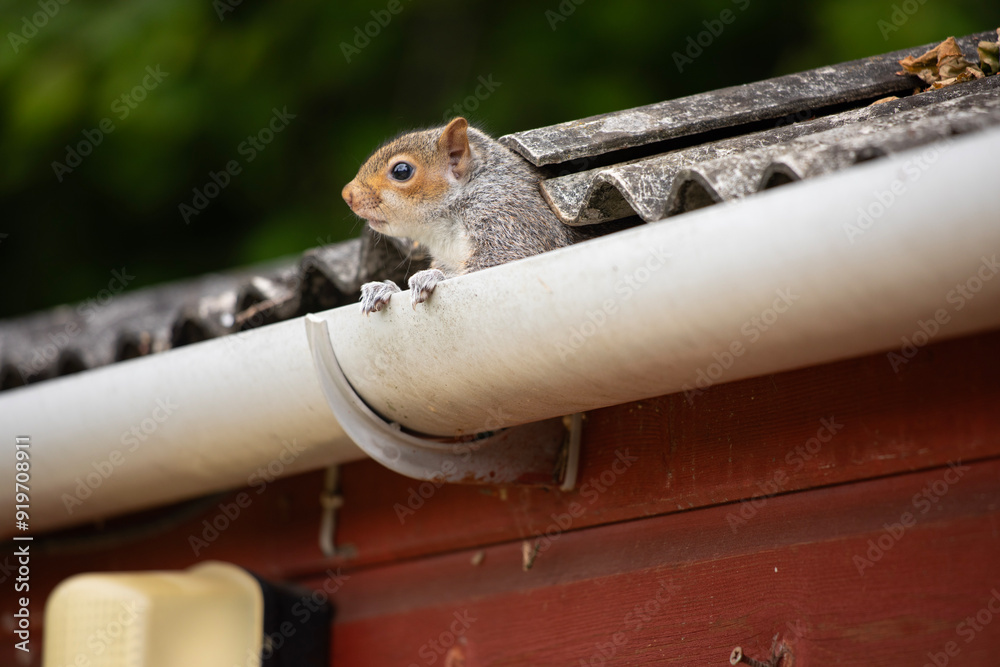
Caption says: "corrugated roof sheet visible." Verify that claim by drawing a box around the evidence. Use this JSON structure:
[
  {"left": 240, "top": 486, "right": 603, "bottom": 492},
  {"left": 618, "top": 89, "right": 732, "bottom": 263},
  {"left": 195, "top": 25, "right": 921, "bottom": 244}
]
[
  {"left": 2, "top": 31, "right": 997, "bottom": 392},
  {"left": 500, "top": 33, "right": 990, "bottom": 166},
  {"left": 538, "top": 77, "right": 999, "bottom": 224},
  {"left": 0, "top": 233, "right": 428, "bottom": 390}
]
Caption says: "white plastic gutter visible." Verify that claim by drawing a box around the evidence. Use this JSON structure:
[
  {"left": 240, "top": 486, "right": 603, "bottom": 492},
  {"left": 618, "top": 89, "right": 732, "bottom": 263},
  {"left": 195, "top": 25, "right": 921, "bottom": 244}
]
[
  {"left": 1, "top": 318, "right": 360, "bottom": 538},
  {"left": 3, "top": 127, "right": 1000, "bottom": 537}
]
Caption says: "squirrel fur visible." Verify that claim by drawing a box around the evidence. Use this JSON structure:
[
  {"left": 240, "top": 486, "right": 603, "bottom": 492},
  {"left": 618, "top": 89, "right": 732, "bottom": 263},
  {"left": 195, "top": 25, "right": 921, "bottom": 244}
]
[{"left": 342, "top": 117, "right": 575, "bottom": 313}]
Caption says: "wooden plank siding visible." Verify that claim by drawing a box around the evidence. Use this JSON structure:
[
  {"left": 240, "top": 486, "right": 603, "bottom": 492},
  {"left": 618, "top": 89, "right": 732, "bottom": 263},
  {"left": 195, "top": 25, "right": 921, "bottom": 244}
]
[
  {"left": 326, "top": 459, "right": 1000, "bottom": 665},
  {"left": 3, "top": 330, "right": 999, "bottom": 665}
]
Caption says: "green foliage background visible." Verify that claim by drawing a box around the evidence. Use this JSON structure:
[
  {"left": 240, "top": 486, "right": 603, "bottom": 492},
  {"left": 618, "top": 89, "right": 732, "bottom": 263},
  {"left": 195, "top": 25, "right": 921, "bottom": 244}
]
[{"left": 0, "top": 0, "right": 996, "bottom": 318}]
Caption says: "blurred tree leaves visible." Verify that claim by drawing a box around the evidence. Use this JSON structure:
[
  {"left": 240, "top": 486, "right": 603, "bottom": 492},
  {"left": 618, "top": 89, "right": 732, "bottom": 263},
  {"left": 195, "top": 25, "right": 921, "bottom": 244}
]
[{"left": 0, "top": 0, "right": 996, "bottom": 317}]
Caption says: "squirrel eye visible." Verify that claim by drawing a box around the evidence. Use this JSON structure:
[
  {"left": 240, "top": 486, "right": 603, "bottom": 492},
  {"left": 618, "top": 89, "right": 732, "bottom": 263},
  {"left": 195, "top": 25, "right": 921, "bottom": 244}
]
[{"left": 389, "top": 161, "right": 414, "bottom": 182}]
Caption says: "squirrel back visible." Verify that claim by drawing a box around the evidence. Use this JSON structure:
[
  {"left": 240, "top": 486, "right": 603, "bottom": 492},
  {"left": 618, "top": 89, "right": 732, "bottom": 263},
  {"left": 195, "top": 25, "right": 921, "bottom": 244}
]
[{"left": 342, "top": 117, "right": 575, "bottom": 275}]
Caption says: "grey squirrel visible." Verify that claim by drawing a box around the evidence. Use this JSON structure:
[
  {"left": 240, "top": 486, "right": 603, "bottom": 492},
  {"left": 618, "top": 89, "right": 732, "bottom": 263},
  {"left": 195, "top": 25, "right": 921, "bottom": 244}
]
[{"left": 342, "top": 117, "right": 577, "bottom": 314}]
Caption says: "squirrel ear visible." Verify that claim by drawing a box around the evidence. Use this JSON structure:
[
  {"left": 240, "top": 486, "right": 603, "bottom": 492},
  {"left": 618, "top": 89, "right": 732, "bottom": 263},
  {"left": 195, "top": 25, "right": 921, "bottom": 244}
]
[{"left": 439, "top": 117, "right": 471, "bottom": 180}]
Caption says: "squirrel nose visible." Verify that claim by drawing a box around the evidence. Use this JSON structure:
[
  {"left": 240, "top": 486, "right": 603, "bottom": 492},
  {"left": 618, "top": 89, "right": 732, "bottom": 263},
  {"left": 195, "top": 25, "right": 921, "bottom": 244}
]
[{"left": 342, "top": 181, "right": 356, "bottom": 209}]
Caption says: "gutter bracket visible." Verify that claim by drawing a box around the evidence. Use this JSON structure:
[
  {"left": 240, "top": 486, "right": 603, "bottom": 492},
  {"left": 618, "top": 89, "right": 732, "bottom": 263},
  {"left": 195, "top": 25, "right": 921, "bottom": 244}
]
[{"left": 305, "top": 315, "right": 579, "bottom": 488}]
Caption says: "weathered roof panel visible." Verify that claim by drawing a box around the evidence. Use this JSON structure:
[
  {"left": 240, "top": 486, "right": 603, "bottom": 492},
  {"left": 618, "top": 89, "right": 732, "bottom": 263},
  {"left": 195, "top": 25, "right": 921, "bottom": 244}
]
[
  {"left": 500, "top": 32, "right": 993, "bottom": 167},
  {"left": 542, "top": 74, "right": 1000, "bottom": 224},
  {"left": 668, "top": 89, "right": 1000, "bottom": 214},
  {"left": 0, "top": 232, "right": 428, "bottom": 390}
]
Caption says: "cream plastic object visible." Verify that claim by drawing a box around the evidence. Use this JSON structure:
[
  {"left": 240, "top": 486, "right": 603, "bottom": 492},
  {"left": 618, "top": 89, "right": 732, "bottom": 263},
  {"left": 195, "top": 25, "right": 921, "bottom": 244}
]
[{"left": 42, "top": 561, "right": 263, "bottom": 667}]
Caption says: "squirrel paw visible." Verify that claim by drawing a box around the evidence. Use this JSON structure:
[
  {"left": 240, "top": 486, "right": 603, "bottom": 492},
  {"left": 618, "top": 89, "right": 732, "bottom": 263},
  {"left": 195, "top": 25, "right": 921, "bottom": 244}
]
[
  {"left": 360, "top": 280, "right": 401, "bottom": 315},
  {"left": 407, "top": 269, "right": 446, "bottom": 309}
]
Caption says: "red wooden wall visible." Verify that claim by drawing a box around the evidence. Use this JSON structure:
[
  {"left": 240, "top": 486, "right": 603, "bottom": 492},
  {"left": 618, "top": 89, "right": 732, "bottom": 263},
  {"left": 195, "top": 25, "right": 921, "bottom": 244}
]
[{"left": 3, "top": 330, "right": 1000, "bottom": 665}]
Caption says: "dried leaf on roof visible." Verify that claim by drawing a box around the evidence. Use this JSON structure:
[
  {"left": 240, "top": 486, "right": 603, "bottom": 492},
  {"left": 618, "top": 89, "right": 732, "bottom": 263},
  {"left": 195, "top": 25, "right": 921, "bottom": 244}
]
[
  {"left": 898, "top": 36, "right": 986, "bottom": 90},
  {"left": 978, "top": 29, "right": 1000, "bottom": 75}
]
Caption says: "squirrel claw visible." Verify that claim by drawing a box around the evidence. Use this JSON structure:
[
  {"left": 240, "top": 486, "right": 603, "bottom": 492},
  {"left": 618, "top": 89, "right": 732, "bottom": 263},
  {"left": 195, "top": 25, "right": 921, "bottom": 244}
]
[
  {"left": 360, "top": 280, "right": 401, "bottom": 315},
  {"left": 408, "top": 269, "right": 446, "bottom": 309}
]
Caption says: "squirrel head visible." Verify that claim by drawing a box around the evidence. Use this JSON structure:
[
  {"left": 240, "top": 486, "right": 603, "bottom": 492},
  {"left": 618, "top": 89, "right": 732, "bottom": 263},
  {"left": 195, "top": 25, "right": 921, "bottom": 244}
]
[{"left": 342, "top": 117, "right": 474, "bottom": 238}]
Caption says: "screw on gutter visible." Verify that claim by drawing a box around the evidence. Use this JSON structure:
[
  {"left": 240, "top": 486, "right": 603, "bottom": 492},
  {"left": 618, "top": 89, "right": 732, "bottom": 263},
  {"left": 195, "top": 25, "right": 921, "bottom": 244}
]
[{"left": 730, "top": 646, "right": 771, "bottom": 667}]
